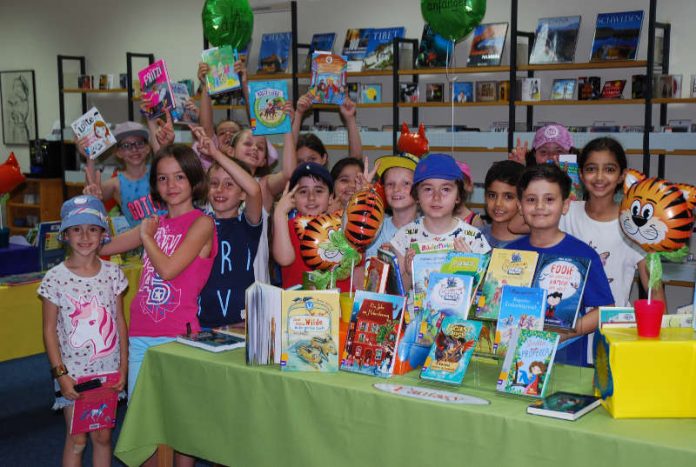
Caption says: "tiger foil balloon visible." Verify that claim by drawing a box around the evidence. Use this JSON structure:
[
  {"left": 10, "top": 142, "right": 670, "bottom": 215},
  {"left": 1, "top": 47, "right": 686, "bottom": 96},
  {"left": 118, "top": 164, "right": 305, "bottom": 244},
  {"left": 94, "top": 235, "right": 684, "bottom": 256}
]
[
  {"left": 343, "top": 186, "right": 385, "bottom": 249},
  {"left": 299, "top": 214, "right": 344, "bottom": 270}
]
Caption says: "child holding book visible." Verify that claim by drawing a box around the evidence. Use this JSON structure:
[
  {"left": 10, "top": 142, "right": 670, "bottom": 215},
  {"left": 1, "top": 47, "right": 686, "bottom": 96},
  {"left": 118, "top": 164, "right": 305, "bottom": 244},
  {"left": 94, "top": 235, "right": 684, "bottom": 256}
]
[
  {"left": 480, "top": 160, "right": 525, "bottom": 248},
  {"left": 387, "top": 154, "right": 492, "bottom": 288},
  {"left": 560, "top": 137, "right": 664, "bottom": 307},
  {"left": 508, "top": 123, "right": 576, "bottom": 166},
  {"left": 453, "top": 160, "right": 484, "bottom": 227},
  {"left": 40, "top": 195, "right": 128, "bottom": 467},
  {"left": 506, "top": 163, "right": 614, "bottom": 366},
  {"left": 196, "top": 135, "right": 263, "bottom": 328}
]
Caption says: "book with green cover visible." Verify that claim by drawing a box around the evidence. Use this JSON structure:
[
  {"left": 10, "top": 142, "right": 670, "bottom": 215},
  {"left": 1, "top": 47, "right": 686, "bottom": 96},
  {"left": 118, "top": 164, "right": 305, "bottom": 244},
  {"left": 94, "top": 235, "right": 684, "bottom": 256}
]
[{"left": 496, "top": 328, "right": 559, "bottom": 398}]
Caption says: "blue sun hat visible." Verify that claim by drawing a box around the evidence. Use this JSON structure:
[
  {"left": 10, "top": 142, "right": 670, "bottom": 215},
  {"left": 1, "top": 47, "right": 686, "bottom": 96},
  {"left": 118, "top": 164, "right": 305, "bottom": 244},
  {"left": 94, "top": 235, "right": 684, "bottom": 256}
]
[
  {"left": 59, "top": 195, "right": 110, "bottom": 239},
  {"left": 413, "top": 153, "right": 463, "bottom": 184}
]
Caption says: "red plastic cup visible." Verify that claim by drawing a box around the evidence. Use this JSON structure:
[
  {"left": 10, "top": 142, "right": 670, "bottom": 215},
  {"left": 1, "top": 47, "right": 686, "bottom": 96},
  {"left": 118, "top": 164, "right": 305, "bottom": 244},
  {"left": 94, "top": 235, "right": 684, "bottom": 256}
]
[{"left": 634, "top": 299, "right": 665, "bottom": 338}]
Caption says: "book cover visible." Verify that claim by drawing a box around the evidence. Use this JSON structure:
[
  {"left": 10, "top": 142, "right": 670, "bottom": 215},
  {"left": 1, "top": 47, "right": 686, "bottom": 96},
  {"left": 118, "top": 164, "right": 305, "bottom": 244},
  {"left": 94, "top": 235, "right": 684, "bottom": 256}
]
[
  {"left": 248, "top": 80, "right": 291, "bottom": 136},
  {"left": 418, "top": 273, "right": 474, "bottom": 346},
  {"left": 304, "top": 32, "right": 337, "bottom": 72},
  {"left": 476, "top": 249, "right": 539, "bottom": 320},
  {"left": 467, "top": 23, "right": 509, "bottom": 67},
  {"left": 655, "top": 74, "right": 682, "bottom": 98},
  {"left": 598, "top": 306, "right": 636, "bottom": 329},
  {"left": 420, "top": 317, "right": 482, "bottom": 384},
  {"left": 452, "top": 82, "right": 474, "bottom": 103},
  {"left": 416, "top": 24, "right": 453, "bottom": 68},
  {"left": 281, "top": 290, "right": 340, "bottom": 372},
  {"left": 690, "top": 75, "right": 696, "bottom": 98},
  {"left": 475, "top": 320, "right": 496, "bottom": 356},
  {"left": 70, "top": 107, "right": 116, "bottom": 160},
  {"left": 400, "top": 82, "right": 419, "bottom": 103},
  {"left": 176, "top": 330, "right": 245, "bottom": 352},
  {"left": 440, "top": 252, "right": 489, "bottom": 290},
  {"left": 341, "top": 291, "right": 406, "bottom": 378},
  {"left": 245, "top": 282, "right": 282, "bottom": 365},
  {"left": 497, "top": 328, "right": 560, "bottom": 398},
  {"left": 425, "top": 83, "right": 444, "bottom": 102},
  {"left": 520, "top": 78, "right": 542, "bottom": 101},
  {"left": 527, "top": 391, "right": 601, "bottom": 420},
  {"left": 38, "top": 221, "right": 64, "bottom": 271},
  {"left": 376, "top": 248, "right": 405, "bottom": 296},
  {"left": 364, "top": 258, "right": 389, "bottom": 293},
  {"left": 498, "top": 80, "right": 511, "bottom": 101},
  {"left": 631, "top": 74, "right": 647, "bottom": 98},
  {"left": 600, "top": 79, "right": 626, "bottom": 99},
  {"left": 559, "top": 154, "right": 583, "bottom": 201},
  {"left": 577, "top": 76, "right": 601, "bottom": 100},
  {"left": 137, "top": 59, "right": 174, "bottom": 120},
  {"left": 412, "top": 252, "right": 449, "bottom": 313},
  {"left": 550, "top": 79, "right": 576, "bottom": 100},
  {"left": 70, "top": 372, "right": 119, "bottom": 435},
  {"left": 309, "top": 53, "right": 347, "bottom": 105},
  {"left": 529, "top": 16, "right": 581, "bottom": 65},
  {"left": 361, "top": 83, "right": 382, "bottom": 103},
  {"left": 493, "top": 285, "right": 546, "bottom": 357},
  {"left": 342, "top": 28, "right": 372, "bottom": 61},
  {"left": 363, "top": 27, "right": 405, "bottom": 70},
  {"left": 347, "top": 82, "right": 360, "bottom": 102},
  {"left": 590, "top": 10, "right": 644, "bottom": 62},
  {"left": 532, "top": 254, "right": 591, "bottom": 330},
  {"left": 257, "top": 32, "right": 292, "bottom": 73},
  {"left": 201, "top": 46, "right": 241, "bottom": 95},
  {"left": 475, "top": 81, "right": 498, "bottom": 102},
  {"left": 170, "top": 82, "right": 199, "bottom": 125}
]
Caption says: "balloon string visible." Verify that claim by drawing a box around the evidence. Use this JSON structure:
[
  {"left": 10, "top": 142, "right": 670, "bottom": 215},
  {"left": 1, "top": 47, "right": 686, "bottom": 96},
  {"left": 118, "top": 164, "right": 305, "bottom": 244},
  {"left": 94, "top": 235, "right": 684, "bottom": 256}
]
[{"left": 445, "top": 39, "right": 458, "bottom": 154}]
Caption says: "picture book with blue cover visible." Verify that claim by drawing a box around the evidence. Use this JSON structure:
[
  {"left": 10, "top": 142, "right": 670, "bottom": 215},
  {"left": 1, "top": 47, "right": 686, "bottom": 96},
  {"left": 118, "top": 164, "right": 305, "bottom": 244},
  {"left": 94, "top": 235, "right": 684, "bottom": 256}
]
[
  {"left": 529, "top": 16, "right": 582, "bottom": 65},
  {"left": 305, "top": 32, "right": 337, "bottom": 71},
  {"left": 420, "top": 317, "right": 482, "bottom": 385},
  {"left": 590, "top": 10, "right": 644, "bottom": 62},
  {"left": 532, "top": 254, "right": 591, "bottom": 331},
  {"left": 416, "top": 23, "right": 453, "bottom": 68},
  {"left": 418, "top": 273, "right": 474, "bottom": 346},
  {"left": 412, "top": 252, "right": 449, "bottom": 313},
  {"left": 360, "top": 83, "right": 382, "bottom": 103},
  {"left": 452, "top": 82, "right": 474, "bottom": 102},
  {"left": 342, "top": 28, "right": 372, "bottom": 61},
  {"left": 497, "top": 328, "right": 559, "bottom": 398},
  {"left": 309, "top": 53, "right": 347, "bottom": 105},
  {"left": 363, "top": 27, "right": 405, "bottom": 70},
  {"left": 467, "top": 23, "right": 509, "bottom": 67},
  {"left": 248, "top": 80, "right": 291, "bottom": 136},
  {"left": 493, "top": 285, "right": 546, "bottom": 357},
  {"left": 257, "top": 32, "right": 292, "bottom": 73}
]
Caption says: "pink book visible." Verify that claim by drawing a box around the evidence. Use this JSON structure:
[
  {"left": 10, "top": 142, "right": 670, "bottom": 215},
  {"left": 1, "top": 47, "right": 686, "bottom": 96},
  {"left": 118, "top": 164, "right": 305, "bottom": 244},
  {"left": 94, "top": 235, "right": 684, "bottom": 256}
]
[
  {"left": 70, "top": 372, "right": 120, "bottom": 435},
  {"left": 137, "top": 59, "right": 174, "bottom": 119}
]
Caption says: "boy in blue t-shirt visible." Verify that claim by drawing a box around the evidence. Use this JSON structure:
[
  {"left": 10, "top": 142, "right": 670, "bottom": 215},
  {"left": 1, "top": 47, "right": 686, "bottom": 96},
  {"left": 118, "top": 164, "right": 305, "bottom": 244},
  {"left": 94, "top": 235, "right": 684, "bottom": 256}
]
[{"left": 507, "top": 164, "right": 614, "bottom": 367}]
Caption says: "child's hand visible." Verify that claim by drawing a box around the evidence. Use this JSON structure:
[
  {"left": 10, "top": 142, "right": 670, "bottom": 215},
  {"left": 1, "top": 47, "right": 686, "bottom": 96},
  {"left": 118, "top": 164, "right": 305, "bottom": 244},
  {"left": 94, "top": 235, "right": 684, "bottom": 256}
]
[
  {"left": 356, "top": 155, "right": 380, "bottom": 190},
  {"left": 184, "top": 98, "right": 200, "bottom": 121},
  {"left": 276, "top": 183, "right": 298, "bottom": 216},
  {"left": 233, "top": 59, "right": 247, "bottom": 82},
  {"left": 83, "top": 161, "right": 103, "bottom": 200},
  {"left": 112, "top": 366, "right": 127, "bottom": 393},
  {"left": 339, "top": 97, "right": 357, "bottom": 119},
  {"left": 453, "top": 237, "right": 472, "bottom": 253},
  {"left": 328, "top": 194, "right": 343, "bottom": 213},
  {"left": 197, "top": 134, "right": 223, "bottom": 160},
  {"left": 197, "top": 62, "right": 210, "bottom": 83},
  {"left": 404, "top": 247, "right": 416, "bottom": 274},
  {"left": 508, "top": 138, "right": 528, "bottom": 164},
  {"left": 58, "top": 375, "right": 80, "bottom": 401},
  {"left": 140, "top": 215, "right": 159, "bottom": 240},
  {"left": 76, "top": 137, "right": 90, "bottom": 159},
  {"left": 282, "top": 101, "right": 295, "bottom": 123},
  {"left": 155, "top": 109, "right": 175, "bottom": 147},
  {"left": 189, "top": 124, "right": 206, "bottom": 143},
  {"left": 296, "top": 93, "right": 313, "bottom": 115}
]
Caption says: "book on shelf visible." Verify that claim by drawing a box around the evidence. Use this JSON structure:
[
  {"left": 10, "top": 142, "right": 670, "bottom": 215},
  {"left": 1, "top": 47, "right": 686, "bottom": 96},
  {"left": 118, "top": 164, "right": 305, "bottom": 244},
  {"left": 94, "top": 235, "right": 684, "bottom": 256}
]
[
  {"left": 38, "top": 221, "right": 64, "bottom": 271},
  {"left": 496, "top": 328, "right": 560, "bottom": 398},
  {"left": 532, "top": 254, "right": 590, "bottom": 331},
  {"left": 257, "top": 32, "right": 292, "bottom": 73},
  {"left": 281, "top": 289, "right": 340, "bottom": 372},
  {"left": 70, "top": 107, "right": 116, "bottom": 160},
  {"left": 577, "top": 76, "right": 601, "bottom": 100},
  {"left": 170, "top": 82, "right": 198, "bottom": 125},
  {"left": 416, "top": 23, "right": 453, "bottom": 68},
  {"left": 78, "top": 75, "right": 93, "bottom": 90},
  {"left": 559, "top": 154, "right": 583, "bottom": 201},
  {"left": 420, "top": 317, "right": 482, "bottom": 385},
  {"left": 498, "top": 80, "right": 510, "bottom": 102},
  {"left": 98, "top": 74, "right": 114, "bottom": 90},
  {"left": 654, "top": 74, "right": 682, "bottom": 98},
  {"left": 529, "top": 16, "right": 581, "bottom": 65},
  {"left": 70, "top": 372, "right": 119, "bottom": 435},
  {"left": 176, "top": 330, "right": 245, "bottom": 352},
  {"left": 425, "top": 83, "right": 444, "bottom": 102},
  {"left": 589, "top": 121, "right": 620, "bottom": 132},
  {"left": 519, "top": 78, "right": 542, "bottom": 101},
  {"left": 376, "top": 248, "right": 405, "bottom": 297},
  {"left": 467, "top": 23, "right": 509, "bottom": 67},
  {"left": 475, "top": 81, "right": 498, "bottom": 102},
  {"left": 363, "top": 27, "right": 405, "bottom": 70},
  {"left": 527, "top": 391, "right": 601, "bottom": 420},
  {"left": 452, "top": 82, "right": 474, "bottom": 103},
  {"left": 590, "top": 10, "right": 644, "bottom": 62},
  {"left": 340, "top": 290, "right": 406, "bottom": 378},
  {"left": 400, "top": 82, "right": 419, "bottom": 103},
  {"left": 201, "top": 46, "right": 241, "bottom": 96},
  {"left": 360, "top": 83, "right": 382, "bottom": 103},
  {"left": 550, "top": 79, "right": 576, "bottom": 100},
  {"left": 304, "top": 32, "right": 337, "bottom": 72},
  {"left": 600, "top": 80, "right": 626, "bottom": 99},
  {"left": 417, "top": 272, "right": 474, "bottom": 346},
  {"left": 665, "top": 119, "right": 692, "bottom": 133},
  {"left": 137, "top": 59, "right": 174, "bottom": 120},
  {"left": 364, "top": 257, "right": 389, "bottom": 293},
  {"left": 347, "top": 82, "right": 360, "bottom": 102},
  {"left": 631, "top": 74, "right": 647, "bottom": 99},
  {"left": 248, "top": 80, "right": 291, "bottom": 136},
  {"left": 493, "top": 285, "right": 546, "bottom": 357},
  {"left": 342, "top": 28, "right": 372, "bottom": 62},
  {"left": 690, "top": 75, "right": 696, "bottom": 98},
  {"left": 309, "top": 53, "right": 347, "bottom": 105}
]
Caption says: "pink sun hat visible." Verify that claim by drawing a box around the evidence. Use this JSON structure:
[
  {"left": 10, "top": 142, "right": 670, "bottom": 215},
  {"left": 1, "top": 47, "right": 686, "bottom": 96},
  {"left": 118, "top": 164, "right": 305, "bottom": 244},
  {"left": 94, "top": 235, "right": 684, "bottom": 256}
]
[{"left": 455, "top": 160, "right": 472, "bottom": 182}]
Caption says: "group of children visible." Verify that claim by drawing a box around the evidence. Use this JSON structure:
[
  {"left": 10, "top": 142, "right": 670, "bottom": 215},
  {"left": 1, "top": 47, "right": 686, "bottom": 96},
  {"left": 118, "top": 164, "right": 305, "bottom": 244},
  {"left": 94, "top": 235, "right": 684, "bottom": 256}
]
[{"left": 40, "top": 57, "right": 663, "bottom": 464}]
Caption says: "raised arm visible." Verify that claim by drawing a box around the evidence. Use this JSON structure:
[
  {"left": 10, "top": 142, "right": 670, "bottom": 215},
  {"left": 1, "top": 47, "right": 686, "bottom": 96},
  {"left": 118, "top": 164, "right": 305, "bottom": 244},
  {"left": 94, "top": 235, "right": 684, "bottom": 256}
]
[
  {"left": 271, "top": 183, "right": 298, "bottom": 267},
  {"left": 99, "top": 226, "right": 142, "bottom": 256},
  {"left": 340, "top": 97, "right": 363, "bottom": 159},
  {"left": 292, "top": 93, "right": 313, "bottom": 145},
  {"left": 263, "top": 103, "right": 298, "bottom": 203},
  {"left": 235, "top": 58, "right": 251, "bottom": 125},
  {"left": 197, "top": 62, "right": 215, "bottom": 138}
]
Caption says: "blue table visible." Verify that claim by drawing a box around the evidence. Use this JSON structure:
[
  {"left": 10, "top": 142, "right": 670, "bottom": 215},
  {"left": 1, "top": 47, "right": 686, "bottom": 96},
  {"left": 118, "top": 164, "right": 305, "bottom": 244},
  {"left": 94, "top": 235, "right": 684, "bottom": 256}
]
[{"left": 0, "top": 244, "right": 39, "bottom": 275}]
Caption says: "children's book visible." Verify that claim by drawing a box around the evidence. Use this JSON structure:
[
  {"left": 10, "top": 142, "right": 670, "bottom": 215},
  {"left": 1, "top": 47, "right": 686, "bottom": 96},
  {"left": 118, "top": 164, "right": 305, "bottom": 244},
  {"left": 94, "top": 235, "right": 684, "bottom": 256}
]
[
  {"left": 425, "top": 83, "right": 444, "bottom": 102},
  {"left": 559, "top": 154, "right": 583, "bottom": 201},
  {"left": 529, "top": 16, "right": 581, "bottom": 65},
  {"left": 38, "top": 221, "right": 63, "bottom": 271},
  {"left": 577, "top": 76, "right": 601, "bottom": 100},
  {"left": 631, "top": 74, "right": 647, "bottom": 98},
  {"left": 70, "top": 372, "right": 119, "bottom": 435},
  {"left": 245, "top": 282, "right": 282, "bottom": 365},
  {"left": 590, "top": 11, "right": 644, "bottom": 62},
  {"left": 452, "top": 82, "right": 474, "bottom": 103},
  {"left": 342, "top": 28, "right": 372, "bottom": 61},
  {"left": 475, "top": 80, "right": 498, "bottom": 102},
  {"left": 362, "top": 27, "right": 405, "bottom": 70},
  {"left": 418, "top": 273, "right": 474, "bottom": 346},
  {"left": 598, "top": 306, "right": 635, "bottom": 329},
  {"left": 137, "top": 59, "right": 174, "bottom": 120},
  {"left": 467, "top": 23, "right": 509, "bottom": 67},
  {"left": 416, "top": 24, "right": 453, "bottom": 68},
  {"left": 412, "top": 252, "right": 449, "bottom": 313},
  {"left": 550, "top": 79, "right": 576, "bottom": 100},
  {"left": 257, "top": 32, "right": 292, "bottom": 73},
  {"left": 347, "top": 82, "right": 360, "bottom": 102},
  {"left": 527, "top": 391, "right": 601, "bottom": 420},
  {"left": 360, "top": 83, "right": 382, "bottom": 103},
  {"left": 176, "top": 330, "right": 245, "bottom": 352},
  {"left": 341, "top": 291, "right": 406, "bottom": 378},
  {"left": 520, "top": 78, "right": 542, "bottom": 101},
  {"left": 476, "top": 249, "right": 539, "bottom": 320},
  {"left": 248, "top": 80, "right": 291, "bottom": 136},
  {"left": 532, "top": 254, "right": 591, "bottom": 331},
  {"left": 201, "top": 46, "right": 241, "bottom": 95},
  {"left": 309, "top": 53, "right": 347, "bottom": 105},
  {"left": 377, "top": 248, "right": 405, "bottom": 296},
  {"left": 475, "top": 320, "right": 496, "bottom": 357},
  {"left": 364, "top": 258, "right": 389, "bottom": 293},
  {"left": 304, "top": 32, "right": 337, "bottom": 72},
  {"left": 494, "top": 285, "right": 546, "bottom": 357},
  {"left": 70, "top": 107, "right": 116, "bottom": 160},
  {"left": 400, "top": 82, "right": 419, "bottom": 103},
  {"left": 496, "top": 328, "right": 560, "bottom": 398},
  {"left": 420, "top": 317, "right": 482, "bottom": 385},
  {"left": 170, "top": 82, "right": 199, "bottom": 125},
  {"left": 600, "top": 79, "right": 626, "bottom": 99},
  {"left": 440, "top": 252, "right": 489, "bottom": 291},
  {"left": 281, "top": 290, "right": 340, "bottom": 372}
]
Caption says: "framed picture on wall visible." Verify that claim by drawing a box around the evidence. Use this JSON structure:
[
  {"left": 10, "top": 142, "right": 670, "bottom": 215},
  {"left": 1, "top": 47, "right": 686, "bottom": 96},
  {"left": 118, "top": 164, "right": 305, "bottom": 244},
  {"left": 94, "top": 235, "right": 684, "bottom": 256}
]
[{"left": 1, "top": 70, "right": 38, "bottom": 145}]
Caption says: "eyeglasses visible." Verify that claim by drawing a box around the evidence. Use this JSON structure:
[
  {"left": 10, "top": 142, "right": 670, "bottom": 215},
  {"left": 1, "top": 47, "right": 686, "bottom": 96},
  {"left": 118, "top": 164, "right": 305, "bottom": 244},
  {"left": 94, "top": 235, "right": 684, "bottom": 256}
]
[{"left": 118, "top": 141, "right": 147, "bottom": 151}]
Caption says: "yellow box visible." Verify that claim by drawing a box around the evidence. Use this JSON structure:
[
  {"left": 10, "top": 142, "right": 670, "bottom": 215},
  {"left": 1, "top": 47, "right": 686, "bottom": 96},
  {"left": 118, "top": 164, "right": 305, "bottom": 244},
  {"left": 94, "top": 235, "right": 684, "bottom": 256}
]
[{"left": 595, "top": 328, "right": 696, "bottom": 418}]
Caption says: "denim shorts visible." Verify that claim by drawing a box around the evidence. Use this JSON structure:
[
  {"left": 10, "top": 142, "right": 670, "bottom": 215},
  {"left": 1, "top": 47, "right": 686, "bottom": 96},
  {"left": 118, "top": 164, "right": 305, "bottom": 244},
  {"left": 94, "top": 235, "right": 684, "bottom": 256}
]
[{"left": 128, "top": 336, "right": 175, "bottom": 402}]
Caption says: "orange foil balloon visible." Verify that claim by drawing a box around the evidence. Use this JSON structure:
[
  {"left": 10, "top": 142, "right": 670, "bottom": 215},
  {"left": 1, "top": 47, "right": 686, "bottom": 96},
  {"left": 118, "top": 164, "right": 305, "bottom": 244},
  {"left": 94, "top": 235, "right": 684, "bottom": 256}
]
[
  {"left": 0, "top": 153, "right": 26, "bottom": 193},
  {"left": 299, "top": 213, "right": 344, "bottom": 270},
  {"left": 342, "top": 186, "right": 385, "bottom": 249},
  {"left": 620, "top": 170, "right": 696, "bottom": 253},
  {"left": 397, "top": 122, "right": 429, "bottom": 157}
]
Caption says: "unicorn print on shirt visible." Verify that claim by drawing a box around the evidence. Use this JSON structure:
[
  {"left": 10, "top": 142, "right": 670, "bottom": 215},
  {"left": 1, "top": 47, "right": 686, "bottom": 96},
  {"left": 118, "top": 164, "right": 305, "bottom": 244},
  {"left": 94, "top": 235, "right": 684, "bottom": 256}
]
[{"left": 66, "top": 293, "right": 117, "bottom": 362}]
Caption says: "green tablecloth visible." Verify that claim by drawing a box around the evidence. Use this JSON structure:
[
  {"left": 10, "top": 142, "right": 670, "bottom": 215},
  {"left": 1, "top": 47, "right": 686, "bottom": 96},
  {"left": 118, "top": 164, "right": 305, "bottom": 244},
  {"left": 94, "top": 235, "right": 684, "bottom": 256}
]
[{"left": 115, "top": 343, "right": 696, "bottom": 467}]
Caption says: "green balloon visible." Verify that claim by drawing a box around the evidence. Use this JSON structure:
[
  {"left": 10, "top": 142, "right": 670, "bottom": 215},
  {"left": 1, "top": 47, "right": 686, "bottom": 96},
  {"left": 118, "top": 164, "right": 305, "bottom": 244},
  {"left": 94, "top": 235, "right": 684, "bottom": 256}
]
[
  {"left": 202, "top": 0, "right": 254, "bottom": 49},
  {"left": 421, "top": 0, "right": 487, "bottom": 43}
]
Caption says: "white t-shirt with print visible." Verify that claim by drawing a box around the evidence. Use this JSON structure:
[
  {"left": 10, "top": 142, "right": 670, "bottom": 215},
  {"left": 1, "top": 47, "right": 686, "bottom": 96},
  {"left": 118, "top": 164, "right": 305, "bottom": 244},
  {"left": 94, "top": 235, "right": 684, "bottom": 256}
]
[
  {"left": 38, "top": 260, "right": 128, "bottom": 378},
  {"left": 391, "top": 216, "right": 491, "bottom": 256},
  {"left": 560, "top": 201, "right": 643, "bottom": 306}
]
